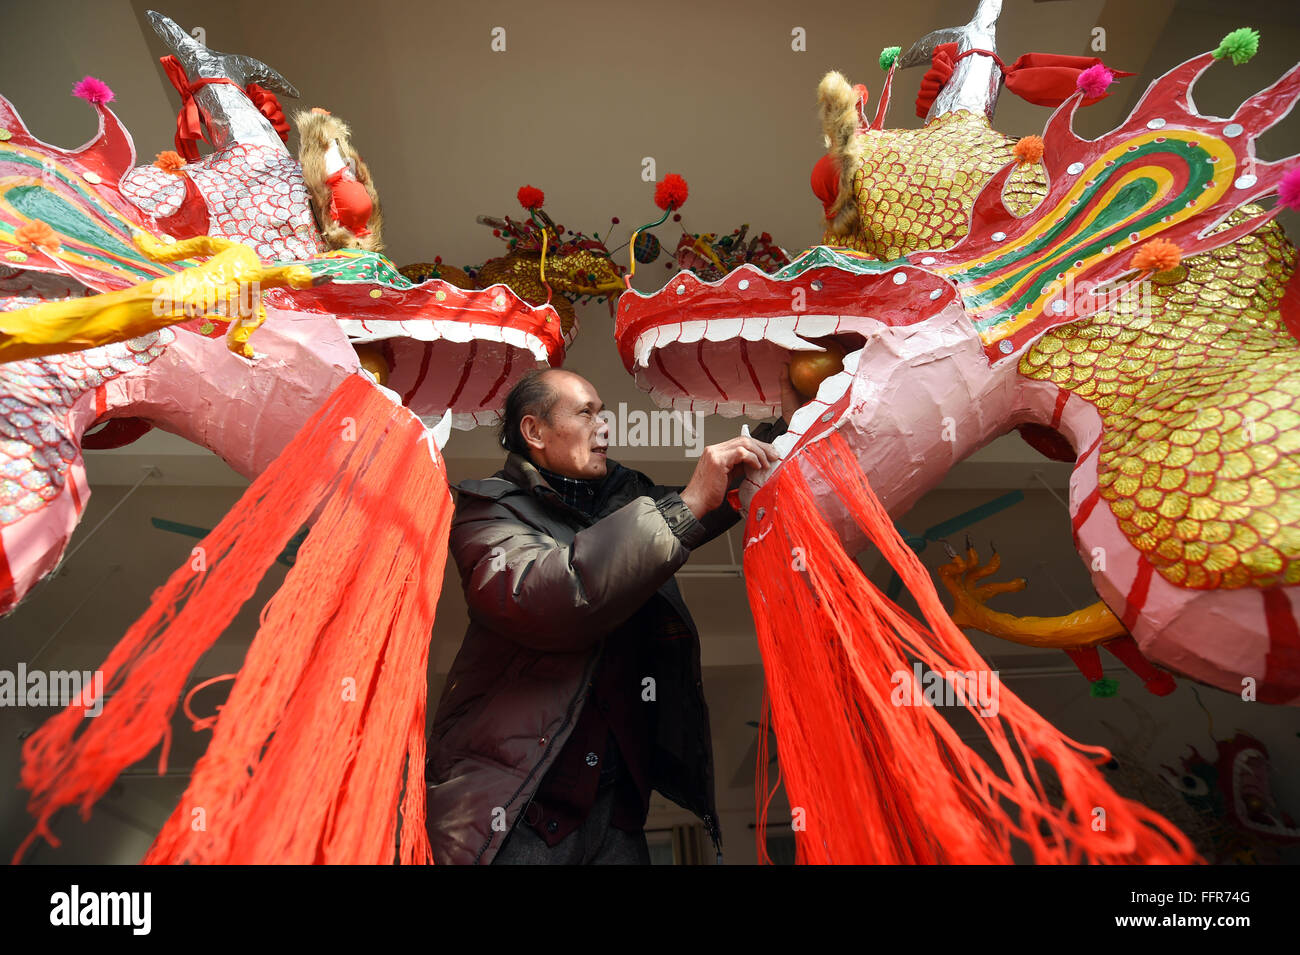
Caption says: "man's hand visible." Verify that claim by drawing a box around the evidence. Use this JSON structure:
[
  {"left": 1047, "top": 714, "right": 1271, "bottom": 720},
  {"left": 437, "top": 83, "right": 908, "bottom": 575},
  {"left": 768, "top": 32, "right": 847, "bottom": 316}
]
[{"left": 680, "top": 436, "right": 781, "bottom": 519}]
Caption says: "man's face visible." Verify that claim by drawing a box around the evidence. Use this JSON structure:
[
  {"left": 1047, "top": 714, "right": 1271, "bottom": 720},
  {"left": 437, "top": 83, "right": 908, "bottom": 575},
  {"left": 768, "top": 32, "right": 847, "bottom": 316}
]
[{"left": 523, "top": 372, "right": 610, "bottom": 479}]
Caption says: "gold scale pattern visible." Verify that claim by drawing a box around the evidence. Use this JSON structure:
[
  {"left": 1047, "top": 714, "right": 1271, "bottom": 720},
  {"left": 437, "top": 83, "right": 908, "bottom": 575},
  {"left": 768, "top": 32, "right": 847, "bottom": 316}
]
[
  {"left": 823, "top": 110, "right": 1300, "bottom": 591},
  {"left": 822, "top": 111, "right": 1046, "bottom": 258},
  {"left": 1021, "top": 212, "right": 1300, "bottom": 591}
]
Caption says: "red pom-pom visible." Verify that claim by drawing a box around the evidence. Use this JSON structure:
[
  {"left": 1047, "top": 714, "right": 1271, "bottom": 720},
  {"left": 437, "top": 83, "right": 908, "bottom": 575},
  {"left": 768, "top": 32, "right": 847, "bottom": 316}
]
[
  {"left": 1076, "top": 64, "right": 1114, "bottom": 100},
  {"left": 517, "top": 185, "right": 545, "bottom": 211},
  {"left": 655, "top": 174, "right": 689, "bottom": 211},
  {"left": 72, "top": 76, "right": 114, "bottom": 105},
  {"left": 852, "top": 82, "right": 869, "bottom": 115},
  {"left": 1278, "top": 167, "right": 1300, "bottom": 211}
]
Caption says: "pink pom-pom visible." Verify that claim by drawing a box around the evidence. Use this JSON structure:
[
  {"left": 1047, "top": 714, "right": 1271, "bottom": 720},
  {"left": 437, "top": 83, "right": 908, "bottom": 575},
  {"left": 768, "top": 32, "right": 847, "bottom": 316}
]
[
  {"left": 1076, "top": 64, "right": 1114, "bottom": 100},
  {"left": 72, "top": 76, "right": 114, "bottom": 105},
  {"left": 1278, "top": 167, "right": 1300, "bottom": 211}
]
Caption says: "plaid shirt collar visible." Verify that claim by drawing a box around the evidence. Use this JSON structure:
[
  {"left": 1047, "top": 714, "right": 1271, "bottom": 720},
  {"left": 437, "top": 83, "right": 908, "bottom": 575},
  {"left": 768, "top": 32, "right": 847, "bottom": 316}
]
[
  {"left": 534, "top": 464, "right": 606, "bottom": 516},
  {"left": 502, "top": 452, "right": 630, "bottom": 519}
]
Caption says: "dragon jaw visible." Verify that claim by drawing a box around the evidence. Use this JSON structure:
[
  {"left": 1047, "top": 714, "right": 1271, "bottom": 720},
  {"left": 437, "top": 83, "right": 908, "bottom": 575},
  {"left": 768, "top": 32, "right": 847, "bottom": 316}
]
[
  {"left": 272, "top": 272, "right": 574, "bottom": 430},
  {"left": 614, "top": 251, "right": 1024, "bottom": 529}
]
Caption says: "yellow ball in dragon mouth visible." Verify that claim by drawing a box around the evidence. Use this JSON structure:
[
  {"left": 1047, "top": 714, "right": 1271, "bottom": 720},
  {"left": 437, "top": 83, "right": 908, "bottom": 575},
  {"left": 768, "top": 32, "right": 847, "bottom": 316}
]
[
  {"left": 354, "top": 344, "right": 389, "bottom": 386},
  {"left": 790, "top": 340, "right": 846, "bottom": 400}
]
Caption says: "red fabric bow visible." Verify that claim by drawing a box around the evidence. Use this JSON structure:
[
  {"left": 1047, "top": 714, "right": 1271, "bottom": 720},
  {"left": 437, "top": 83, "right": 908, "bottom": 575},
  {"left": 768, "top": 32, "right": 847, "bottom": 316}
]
[
  {"left": 811, "top": 153, "right": 841, "bottom": 219},
  {"left": 160, "top": 55, "right": 290, "bottom": 161},
  {"left": 915, "top": 44, "right": 1132, "bottom": 118},
  {"left": 1003, "top": 52, "right": 1135, "bottom": 107}
]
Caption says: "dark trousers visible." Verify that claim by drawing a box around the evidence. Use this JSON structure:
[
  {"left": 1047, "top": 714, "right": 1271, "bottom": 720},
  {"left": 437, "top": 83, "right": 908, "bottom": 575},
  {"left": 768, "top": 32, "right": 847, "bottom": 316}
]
[{"left": 492, "top": 784, "right": 651, "bottom": 865}]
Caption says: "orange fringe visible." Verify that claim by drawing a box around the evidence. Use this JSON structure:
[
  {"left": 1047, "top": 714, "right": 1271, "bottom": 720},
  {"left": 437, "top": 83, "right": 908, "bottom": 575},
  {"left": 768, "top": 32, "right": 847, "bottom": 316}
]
[
  {"left": 14, "top": 374, "right": 450, "bottom": 864},
  {"left": 747, "top": 430, "right": 1200, "bottom": 864}
]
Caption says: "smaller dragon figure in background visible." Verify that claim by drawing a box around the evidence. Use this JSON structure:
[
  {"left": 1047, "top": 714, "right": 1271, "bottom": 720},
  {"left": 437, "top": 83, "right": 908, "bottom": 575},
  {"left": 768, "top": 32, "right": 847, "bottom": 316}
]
[{"left": 399, "top": 185, "right": 626, "bottom": 334}]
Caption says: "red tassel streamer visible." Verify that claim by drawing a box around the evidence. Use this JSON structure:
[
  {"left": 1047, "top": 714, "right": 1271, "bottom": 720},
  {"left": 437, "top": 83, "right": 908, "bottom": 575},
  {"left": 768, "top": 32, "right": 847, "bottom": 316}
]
[
  {"left": 745, "top": 431, "right": 1200, "bottom": 864},
  {"left": 14, "top": 374, "right": 450, "bottom": 864}
]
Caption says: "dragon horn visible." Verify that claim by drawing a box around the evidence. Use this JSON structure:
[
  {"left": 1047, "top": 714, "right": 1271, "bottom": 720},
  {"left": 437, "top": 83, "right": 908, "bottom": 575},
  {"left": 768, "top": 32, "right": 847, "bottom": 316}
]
[
  {"left": 896, "top": 0, "right": 1003, "bottom": 123},
  {"left": 146, "top": 10, "right": 299, "bottom": 97},
  {"left": 226, "top": 54, "right": 300, "bottom": 98}
]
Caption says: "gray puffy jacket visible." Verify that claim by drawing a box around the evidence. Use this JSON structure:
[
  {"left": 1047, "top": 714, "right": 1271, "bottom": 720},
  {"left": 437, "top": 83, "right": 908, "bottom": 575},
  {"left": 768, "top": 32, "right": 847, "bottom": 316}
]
[{"left": 425, "top": 420, "right": 784, "bottom": 864}]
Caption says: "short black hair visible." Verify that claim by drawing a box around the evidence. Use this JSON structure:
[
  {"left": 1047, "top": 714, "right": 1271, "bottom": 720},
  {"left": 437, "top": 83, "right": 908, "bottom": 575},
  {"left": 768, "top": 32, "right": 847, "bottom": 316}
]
[{"left": 498, "top": 368, "right": 563, "bottom": 455}]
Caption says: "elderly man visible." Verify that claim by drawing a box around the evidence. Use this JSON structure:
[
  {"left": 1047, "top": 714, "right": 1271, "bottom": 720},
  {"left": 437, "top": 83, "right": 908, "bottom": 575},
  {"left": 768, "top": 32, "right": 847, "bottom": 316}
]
[{"left": 425, "top": 366, "right": 800, "bottom": 865}]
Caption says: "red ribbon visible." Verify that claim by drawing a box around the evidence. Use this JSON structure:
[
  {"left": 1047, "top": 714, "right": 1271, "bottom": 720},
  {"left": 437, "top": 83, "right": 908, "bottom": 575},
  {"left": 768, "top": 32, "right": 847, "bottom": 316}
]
[
  {"left": 915, "top": 44, "right": 1133, "bottom": 118},
  {"left": 160, "top": 55, "right": 290, "bottom": 161},
  {"left": 246, "top": 82, "right": 290, "bottom": 142}
]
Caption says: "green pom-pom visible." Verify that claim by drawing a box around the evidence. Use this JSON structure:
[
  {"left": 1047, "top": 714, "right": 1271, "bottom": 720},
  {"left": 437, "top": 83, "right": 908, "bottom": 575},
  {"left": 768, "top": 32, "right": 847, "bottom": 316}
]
[
  {"left": 880, "top": 45, "right": 901, "bottom": 70},
  {"left": 1090, "top": 678, "right": 1119, "bottom": 698},
  {"left": 1213, "top": 27, "right": 1260, "bottom": 66}
]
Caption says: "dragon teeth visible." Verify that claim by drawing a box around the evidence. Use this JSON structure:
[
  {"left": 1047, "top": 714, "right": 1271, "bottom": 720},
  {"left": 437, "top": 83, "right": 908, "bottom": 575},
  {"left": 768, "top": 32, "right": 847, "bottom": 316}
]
[
  {"left": 437, "top": 321, "right": 473, "bottom": 343},
  {"left": 704, "top": 319, "right": 744, "bottom": 341},
  {"left": 772, "top": 433, "right": 797, "bottom": 457},
  {"left": 794, "top": 315, "right": 839, "bottom": 337},
  {"left": 766, "top": 327, "right": 826, "bottom": 351},
  {"left": 816, "top": 371, "right": 852, "bottom": 405},
  {"left": 634, "top": 330, "right": 655, "bottom": 368},
  {"left": 430, "top": 408, "right": 453, "bottom": 451},
  {"left": 678, "top": 320, "right": 708, "bottom": 343}
]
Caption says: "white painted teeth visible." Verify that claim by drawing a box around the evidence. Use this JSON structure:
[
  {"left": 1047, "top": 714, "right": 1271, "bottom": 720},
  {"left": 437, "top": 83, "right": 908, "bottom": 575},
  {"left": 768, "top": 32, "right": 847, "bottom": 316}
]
[
  {"left": 635, "top": 330, "right": 655, "bottom": 368},
  {"left": 840, "top": 347, "right": 863, "bottom": 374},
  {"left": 629, "top": 318, "right": 852, "bottom": 413},
  {"left": 677, "top": 320, "right": 707, "bottom": 343},
  {"left": 634, "top": 317, "right": 835, "bottom": 367},
  {"left": 703, "top": 319, "right": 743, "bottom": 341},
  {"left": 794, "top": 315, "right": 839, "bottom": 337},
  {"left": 431, "top": 408, "right": 453, "bottom": 451},
  {"left": 670, "top": 396, "right": 718, "bottom": 414},
  {"left": 766, "top": 327, "right": 825, "bottom": 351},
  {"left": 772, "top": 433, "right": 797, "bottom": 457},
  {"left": 438, "top": 321, "right": 473, "bottom": 343},
  {"left": 815, "top": 371, "right": 851, "bottom": 405},
  {"left": 469, "top": 323, "right": 503, "bottom": 342}
]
